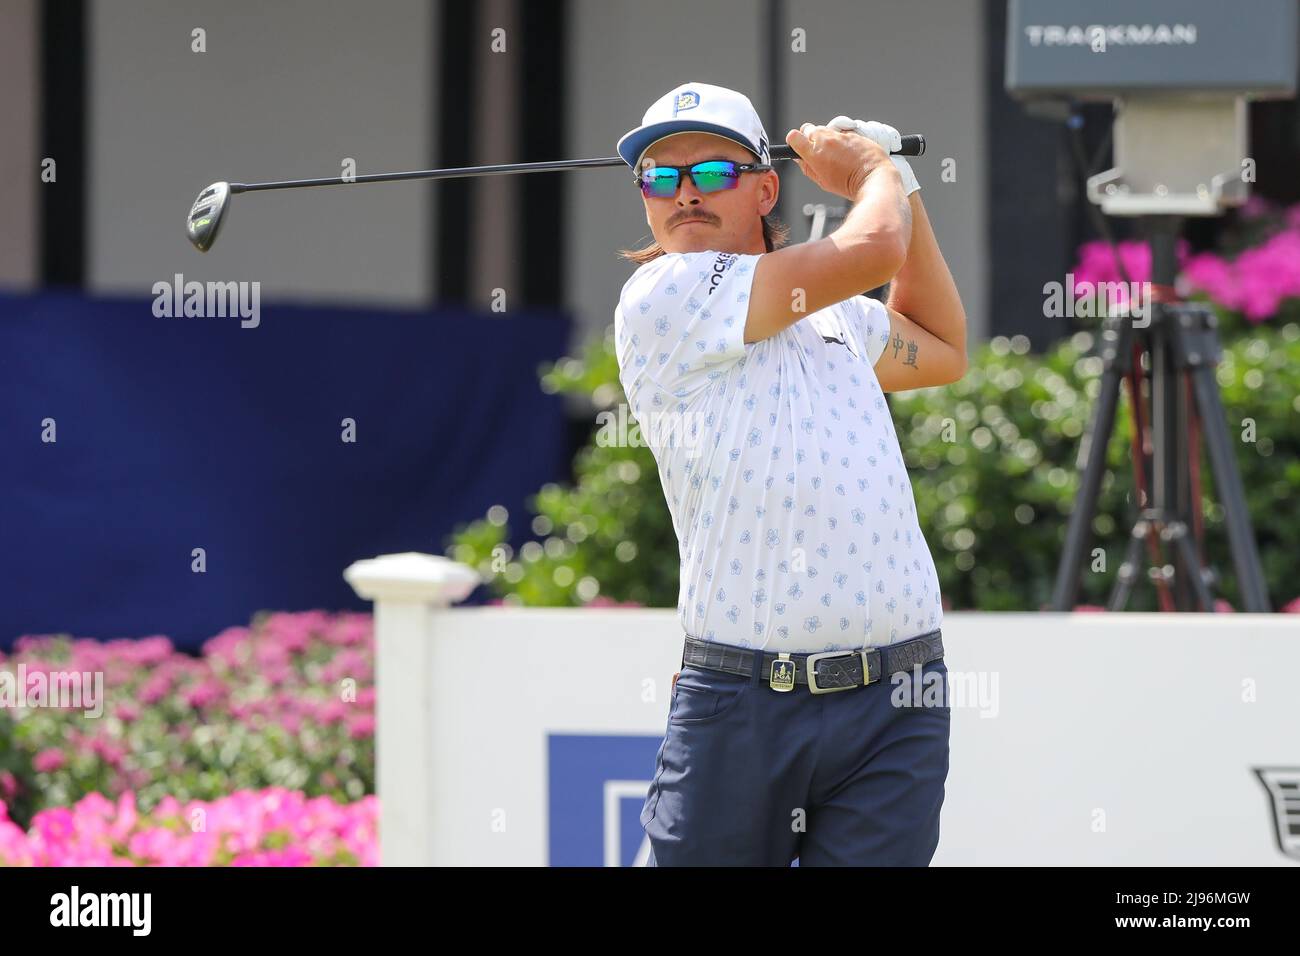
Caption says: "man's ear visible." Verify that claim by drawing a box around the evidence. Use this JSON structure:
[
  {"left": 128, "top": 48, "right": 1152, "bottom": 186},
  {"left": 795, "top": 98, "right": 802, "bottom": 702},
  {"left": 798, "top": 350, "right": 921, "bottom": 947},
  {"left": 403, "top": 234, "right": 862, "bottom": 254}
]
[{"left": 760, "top": 170, "right": 780, "bottom": 216}]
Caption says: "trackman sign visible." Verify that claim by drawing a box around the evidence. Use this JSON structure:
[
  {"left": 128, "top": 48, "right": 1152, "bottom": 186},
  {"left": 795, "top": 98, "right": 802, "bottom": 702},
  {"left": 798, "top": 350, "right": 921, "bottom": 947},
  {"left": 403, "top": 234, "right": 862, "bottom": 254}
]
[{"left": 1025, "top": 23, "right": 1197, "bottom": 46}]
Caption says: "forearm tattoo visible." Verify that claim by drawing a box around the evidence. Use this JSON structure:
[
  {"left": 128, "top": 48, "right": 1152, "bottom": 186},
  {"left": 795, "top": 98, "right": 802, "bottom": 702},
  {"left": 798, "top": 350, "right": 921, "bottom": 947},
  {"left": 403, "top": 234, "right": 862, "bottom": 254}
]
[{"left": 890, "top": 332, "right": 920, "bottom": 369}]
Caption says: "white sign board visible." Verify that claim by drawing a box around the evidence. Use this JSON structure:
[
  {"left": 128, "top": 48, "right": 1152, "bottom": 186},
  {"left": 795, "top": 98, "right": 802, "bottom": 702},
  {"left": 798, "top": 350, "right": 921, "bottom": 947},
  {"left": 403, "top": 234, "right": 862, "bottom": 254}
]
[{"left": 346, "top": 559, "right": 1299, "bottom": 867}]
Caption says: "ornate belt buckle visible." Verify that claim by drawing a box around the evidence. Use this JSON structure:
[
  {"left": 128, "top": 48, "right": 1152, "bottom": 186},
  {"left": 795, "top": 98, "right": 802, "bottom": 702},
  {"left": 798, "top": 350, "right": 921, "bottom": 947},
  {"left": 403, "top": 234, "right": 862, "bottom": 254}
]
[
  {"left": 769, "top": 653, "right": 795, "bottom": 692},
  {"left": 805, "top": 650, "right": 864, "bottom": 694}
]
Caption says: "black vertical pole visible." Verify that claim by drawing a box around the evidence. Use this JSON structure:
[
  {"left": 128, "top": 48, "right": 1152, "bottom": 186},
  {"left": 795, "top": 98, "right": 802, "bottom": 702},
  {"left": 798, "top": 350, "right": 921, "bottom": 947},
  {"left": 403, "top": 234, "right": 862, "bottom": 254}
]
[
  {"left": 518, "top": 0, "right": 566, "bottom": 308},
  {"left": 981, "top": 0, "right": 1072, "bottom": 346},
  {"left": 1147, "top": 216, "right": 1192, "bottom": 609},
  {"left": 40, "top": 0, "right": 86, "bottom": 288},
  {"left": 435, "top": 0, "right": 479, "bottom": 304}
]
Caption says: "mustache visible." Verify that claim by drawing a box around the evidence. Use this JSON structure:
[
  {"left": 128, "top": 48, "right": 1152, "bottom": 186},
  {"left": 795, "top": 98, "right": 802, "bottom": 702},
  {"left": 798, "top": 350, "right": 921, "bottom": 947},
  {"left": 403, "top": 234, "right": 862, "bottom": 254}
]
[{"left": 668, "top": 210, "right": 719, "bottom": 228}]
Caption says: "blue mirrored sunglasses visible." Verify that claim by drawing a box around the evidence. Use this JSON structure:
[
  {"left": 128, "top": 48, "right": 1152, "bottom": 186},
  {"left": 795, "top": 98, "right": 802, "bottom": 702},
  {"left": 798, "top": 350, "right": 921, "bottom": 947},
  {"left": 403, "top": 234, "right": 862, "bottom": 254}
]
[{"left": 636, "top": 159, "right": 772, "bottom": 198}]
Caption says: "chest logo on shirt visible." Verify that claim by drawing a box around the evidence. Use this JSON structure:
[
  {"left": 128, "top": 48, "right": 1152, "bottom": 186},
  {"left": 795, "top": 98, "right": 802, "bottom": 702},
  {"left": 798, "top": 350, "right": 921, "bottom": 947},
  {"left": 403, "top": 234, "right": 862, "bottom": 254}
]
[
  {"left": 821, "top": 332, "right": 859, "bottom": 358},
  {"left": 707, "top": 252, "right": 736, "bottom": 295}
]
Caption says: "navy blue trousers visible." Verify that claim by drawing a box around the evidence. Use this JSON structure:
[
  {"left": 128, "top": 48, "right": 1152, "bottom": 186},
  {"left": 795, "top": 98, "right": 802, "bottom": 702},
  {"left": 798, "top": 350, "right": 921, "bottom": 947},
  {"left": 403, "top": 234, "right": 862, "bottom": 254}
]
[{"left": 641, "top": 645, "right": 950, "bottom": 866}]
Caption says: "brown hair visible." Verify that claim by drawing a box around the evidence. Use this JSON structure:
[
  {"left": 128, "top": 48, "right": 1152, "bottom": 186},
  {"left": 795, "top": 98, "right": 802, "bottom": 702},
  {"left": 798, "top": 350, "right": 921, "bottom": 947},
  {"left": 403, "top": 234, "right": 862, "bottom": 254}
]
[{"left": 618, "top": 214, "right": 790, "bottom": 265}]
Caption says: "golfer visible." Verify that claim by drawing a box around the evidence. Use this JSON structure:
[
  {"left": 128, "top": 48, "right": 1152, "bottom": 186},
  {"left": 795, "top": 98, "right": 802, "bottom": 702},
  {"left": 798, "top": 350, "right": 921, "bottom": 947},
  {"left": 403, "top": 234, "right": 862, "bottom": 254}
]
[{"left": 613, "top": 83, "right": 968, "bottom": 866}]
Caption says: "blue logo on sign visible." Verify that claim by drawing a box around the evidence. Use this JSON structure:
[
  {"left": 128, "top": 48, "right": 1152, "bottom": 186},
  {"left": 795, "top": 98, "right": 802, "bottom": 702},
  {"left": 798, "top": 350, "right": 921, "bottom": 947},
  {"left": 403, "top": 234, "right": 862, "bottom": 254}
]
[{"left": 547, "top": 734, "right": 663, "bottom": 866}]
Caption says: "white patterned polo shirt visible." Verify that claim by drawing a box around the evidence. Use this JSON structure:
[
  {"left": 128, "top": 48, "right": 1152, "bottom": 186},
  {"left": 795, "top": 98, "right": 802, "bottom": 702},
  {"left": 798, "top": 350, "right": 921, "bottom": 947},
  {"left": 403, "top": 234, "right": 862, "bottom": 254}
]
[{"left": 613, "top": 250, "right": 943, "bottom": 653}]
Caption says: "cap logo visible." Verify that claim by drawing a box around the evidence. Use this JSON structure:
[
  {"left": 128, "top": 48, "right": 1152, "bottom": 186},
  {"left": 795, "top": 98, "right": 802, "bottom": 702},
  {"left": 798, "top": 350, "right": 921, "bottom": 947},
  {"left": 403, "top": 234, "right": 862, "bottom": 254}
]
[{"left": 672, "top": 91, "right": 700, "bottom": 116}]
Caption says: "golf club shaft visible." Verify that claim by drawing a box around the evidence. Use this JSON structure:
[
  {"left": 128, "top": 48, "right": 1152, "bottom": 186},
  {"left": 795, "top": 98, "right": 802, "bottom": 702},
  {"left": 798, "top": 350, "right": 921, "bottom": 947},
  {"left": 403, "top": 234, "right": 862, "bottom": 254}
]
[{"left": 229, "top": 135, "right": 925, "bottom": 194}]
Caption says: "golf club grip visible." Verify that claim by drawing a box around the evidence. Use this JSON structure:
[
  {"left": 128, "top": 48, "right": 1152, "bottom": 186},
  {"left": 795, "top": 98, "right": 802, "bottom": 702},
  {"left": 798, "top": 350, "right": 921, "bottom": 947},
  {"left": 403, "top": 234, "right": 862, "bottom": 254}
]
[{"left": 771, "top": 133, "right": 925, "bottom": 161}]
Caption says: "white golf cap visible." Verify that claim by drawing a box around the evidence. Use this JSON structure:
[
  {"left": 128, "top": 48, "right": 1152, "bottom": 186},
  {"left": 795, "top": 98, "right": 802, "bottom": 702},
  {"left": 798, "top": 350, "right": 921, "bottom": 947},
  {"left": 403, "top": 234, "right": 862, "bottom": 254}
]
[{"left": 616, "top": 82, "right": 771, "bottom": 171}]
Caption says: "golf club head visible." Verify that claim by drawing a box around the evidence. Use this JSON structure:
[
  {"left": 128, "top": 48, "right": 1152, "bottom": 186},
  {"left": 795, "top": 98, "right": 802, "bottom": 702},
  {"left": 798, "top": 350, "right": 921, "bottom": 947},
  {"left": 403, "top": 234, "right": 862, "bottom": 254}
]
[{"left": 186, "top": 182, "right": 230, "bottom": 252}]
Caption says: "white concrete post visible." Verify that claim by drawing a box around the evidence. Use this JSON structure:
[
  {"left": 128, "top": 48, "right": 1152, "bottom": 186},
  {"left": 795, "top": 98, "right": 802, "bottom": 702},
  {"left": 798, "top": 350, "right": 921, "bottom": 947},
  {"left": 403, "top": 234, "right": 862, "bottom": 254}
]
[{"left": 343, "top": 551, "right": 480, "bottom": 866}]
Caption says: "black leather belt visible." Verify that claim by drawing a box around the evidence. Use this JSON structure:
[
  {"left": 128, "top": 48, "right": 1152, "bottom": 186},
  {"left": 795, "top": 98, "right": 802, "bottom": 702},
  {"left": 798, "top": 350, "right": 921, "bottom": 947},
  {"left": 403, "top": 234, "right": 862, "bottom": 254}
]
[{"left": 682, "top": 629, "right": 944, "bottom": 694}]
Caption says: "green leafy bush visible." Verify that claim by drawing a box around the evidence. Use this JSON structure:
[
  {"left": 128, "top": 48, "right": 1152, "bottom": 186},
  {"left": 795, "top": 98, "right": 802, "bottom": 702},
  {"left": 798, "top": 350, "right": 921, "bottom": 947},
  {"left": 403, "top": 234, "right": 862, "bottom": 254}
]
[
  {"left": 449, "top": 326, "right": 676, "bottom": 608},
  {"left": 450, "top": 322, "right": 1300, "bottom": 613},
  {"left": 892, "top": 324, "right": 1300, "bottom": 610}
]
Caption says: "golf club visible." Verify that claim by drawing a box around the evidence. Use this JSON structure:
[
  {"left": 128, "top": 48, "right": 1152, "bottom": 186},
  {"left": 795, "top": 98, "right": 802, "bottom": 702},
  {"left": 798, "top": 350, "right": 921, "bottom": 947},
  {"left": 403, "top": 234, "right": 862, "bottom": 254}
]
[{"left": 185, "top": 135, "right": 926, "bottom": 252}]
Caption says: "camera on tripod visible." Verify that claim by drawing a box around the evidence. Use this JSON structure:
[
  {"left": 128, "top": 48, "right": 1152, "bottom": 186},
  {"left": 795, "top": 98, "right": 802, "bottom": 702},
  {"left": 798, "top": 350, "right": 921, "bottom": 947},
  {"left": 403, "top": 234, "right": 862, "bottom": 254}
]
[
  {"left": 1005, "top": 0, "right": 1297, "bottom": 612},
  {"left": 1008, "top": 0, "right": 1296, "bottom": 217}
]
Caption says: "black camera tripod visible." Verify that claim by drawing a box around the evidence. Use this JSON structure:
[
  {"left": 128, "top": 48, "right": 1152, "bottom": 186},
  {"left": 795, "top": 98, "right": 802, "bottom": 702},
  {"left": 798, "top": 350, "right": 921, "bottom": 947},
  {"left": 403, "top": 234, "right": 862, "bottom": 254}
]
[{"left": 1050, "top": 217, "right": 1271, "bottom": 612}]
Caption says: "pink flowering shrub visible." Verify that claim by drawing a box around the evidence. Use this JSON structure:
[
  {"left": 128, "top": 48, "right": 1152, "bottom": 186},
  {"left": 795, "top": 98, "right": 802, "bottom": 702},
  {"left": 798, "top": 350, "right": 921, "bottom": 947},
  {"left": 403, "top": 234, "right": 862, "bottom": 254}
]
[
  {"left": 0, "top": 611, "right": 374, "bottom": 830},
  {"left": 0, "top": 788, "right": 376, "bottom": 866},
  {"left": 1184, "top": 229, "right": 1300, "bottom": 323},
  {"left": 1072, "top": 200, "right": 1300, "bottom": 328},
  {"left": 1072, "top": 237, "right": 1187, "bottom": 295}
]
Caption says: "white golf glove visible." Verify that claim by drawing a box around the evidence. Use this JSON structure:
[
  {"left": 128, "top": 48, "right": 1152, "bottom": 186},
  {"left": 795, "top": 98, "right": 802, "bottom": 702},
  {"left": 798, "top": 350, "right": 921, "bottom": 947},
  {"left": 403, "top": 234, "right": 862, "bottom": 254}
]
[{"left": 827, "top": 115, "right": 920, "bottom": 196}]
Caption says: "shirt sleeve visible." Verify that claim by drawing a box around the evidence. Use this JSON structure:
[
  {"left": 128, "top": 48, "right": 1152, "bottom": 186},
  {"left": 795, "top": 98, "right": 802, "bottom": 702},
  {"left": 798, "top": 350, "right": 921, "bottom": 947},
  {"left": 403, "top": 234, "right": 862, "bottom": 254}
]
[
  {"left": 614, "top": 251, "right": 758, "bottom": 403},
  {"left": 853, "top": 294, "right": 893, "bottom": 367}
]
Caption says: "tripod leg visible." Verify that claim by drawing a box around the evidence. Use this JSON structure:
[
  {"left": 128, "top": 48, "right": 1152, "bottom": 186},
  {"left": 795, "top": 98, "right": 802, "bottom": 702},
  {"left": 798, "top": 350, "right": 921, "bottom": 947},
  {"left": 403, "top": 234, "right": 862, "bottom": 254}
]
[
  {"left": 1107, "top": 520, "right": 1150, "bottom": 611},
  {"left": 1167, "top": 523, "right": 1216, "bottom": 611},
  {"left": 1189, "top": 365, "right": 1272, "bottom": 611},
  {"left": 1051, "top": 363, "right": 1125, "bottom": 610}
]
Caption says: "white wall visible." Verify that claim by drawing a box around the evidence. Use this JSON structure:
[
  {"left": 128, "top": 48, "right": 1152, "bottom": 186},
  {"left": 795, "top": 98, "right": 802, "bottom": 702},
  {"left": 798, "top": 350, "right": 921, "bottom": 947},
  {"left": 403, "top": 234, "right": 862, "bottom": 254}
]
[
  {"left": 88, "top": 0, "right": 437, "bottom": 307},
  {"left": 365, "top": 598, "right": 1300, "bottom": 866}
]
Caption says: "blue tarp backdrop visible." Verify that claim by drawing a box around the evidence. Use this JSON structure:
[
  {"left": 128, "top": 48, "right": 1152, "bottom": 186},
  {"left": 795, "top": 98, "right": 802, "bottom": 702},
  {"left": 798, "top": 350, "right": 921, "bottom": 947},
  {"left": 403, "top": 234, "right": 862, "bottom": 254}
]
[{"left": 0, "top": 292, "right": 571, "bottom": 651}]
